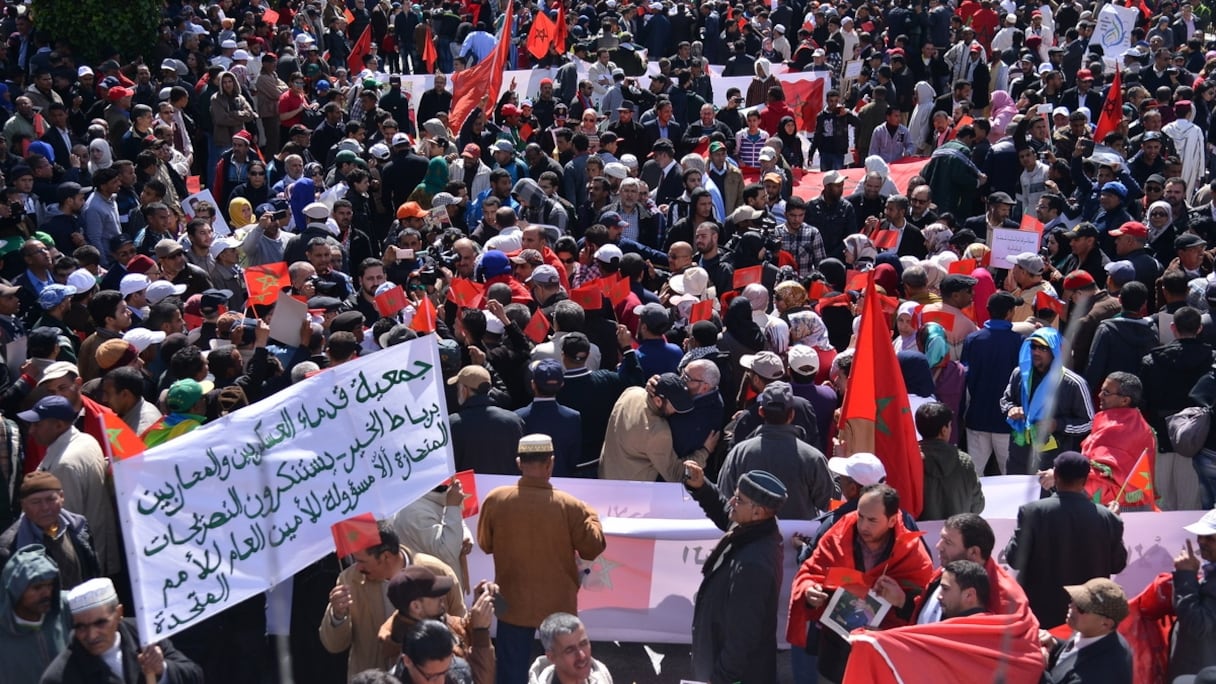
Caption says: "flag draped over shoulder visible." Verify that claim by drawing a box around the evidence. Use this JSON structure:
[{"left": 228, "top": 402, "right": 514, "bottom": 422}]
[
  {"left": 838, "top": 274, "right": 925, "bottom": 518},
  {"left": 449, "top": 0, "right": 515, "bottom": 131},
  {"left": 842, "top": 558, "right": 1044, "bottom": 684}
]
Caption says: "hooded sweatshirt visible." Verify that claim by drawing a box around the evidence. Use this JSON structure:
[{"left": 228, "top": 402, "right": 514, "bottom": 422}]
[
  {"left": 0, "top": 544, "right": 72, "bottom": 682},
  {"left": 1084, "top": 313, "right": 1158, "bottom": 393}
]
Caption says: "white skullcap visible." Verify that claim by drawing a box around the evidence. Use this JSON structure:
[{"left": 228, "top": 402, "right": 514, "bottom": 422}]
[{"left": 66, "top": 577, "right": 117, "bottom": 614}]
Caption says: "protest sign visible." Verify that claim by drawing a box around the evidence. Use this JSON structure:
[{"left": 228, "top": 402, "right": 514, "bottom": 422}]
[
  {"left": 181, "top": 189, "right": 232, "bottom": 236},
  {"left": 114, "top": 337, "right": 455, "bottom": 645},
  {"left": 1089, "top": 3, "right": 1139, "bottom": 64},
  {"left": 989, "top": 227, "right": 1043, "bottom": 265}
]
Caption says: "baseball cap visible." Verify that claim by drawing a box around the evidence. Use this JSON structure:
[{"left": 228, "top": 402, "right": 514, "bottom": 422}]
[
  {"left": 166, "top": 379, "right": 205, "bottom": 413},
  {"left": 528, "top": 358, "right": 565, "bottom": 393},
  {"left": 154, "top": 239, "right": 184, "bottom": 259},
  {"left": 1062, "top": 224, "right": 1099, "bottom": 240},
  {"left": 95, "top": 339, "right": 139, "bottom": 372},
  {"left": 39, "top": 361, "right": 79, "bottom": 385},
  {"left": 491, "top": 140, "right": 515, "bottom": 154},
  {"left": 123, "top": 328, "right": 166, "bottom": 352},
  {"left": 432, "top": 192, "right": 463, "bottom": 208},
  {"left": 759, "top": 381, "right": 795, "bottom": 411},
  {"left": 396, "top": 201, "right": 427, "bottom": 219},
  {"left": 1100, "top": 181, "right": 1128, "bottom": 199},
  {"left": 822, "top": 170, "right": 845, "bottom": 185},
  {"left": 827, "top": 452, "right": 887, "bottom": 486},
  {"left": 633, "top": 302, "right": 671, "bottom": 334},
  {"left": 119, "top": 274, "right": 151, "bottom": 297},
  {"left": 1053, "top": 450, "right": 1091, "bottom": 480},
  {"left": 446, "top": 365, "right": 491, "bottom": 391},
  {"left": 670, "top": 267, "right": 710, "bottom": 298},
  {"left": 1176, "top": 233, "right": 1206, "bottom": 250},
  {"left": 66, "top": 269, "right": 96, "bottom": 294},
  {"left": 526, "top": 264, "right": 560, "bottom": 285},
  {"left": 740, "top": 351, "right": 785, "bottom": 381},
  {"left": 461, "top": 143, "right": 481, "bottom": 159},
  {"left": 787, "top": 345, "right": 820, "bottom": 376},
  {"left": 18, "top": 395, "right": 77, "bottom": 423},
  {"left": 146, "top": 280, "right": 186, "bottom": 304},
  {"left": 1063, "top": 577, "right": 1128, "bottom": 623},
  {"left": 653, "top": 372, "right": 694, "bottom": 413},
  {"left": 391, "top": 132, "right": 411, "bottom": 146},
  {"left": 209, "top": 236, "right": 240, "bottom": 258},
  {"left": 1062, "top": 270, "right": 1096, "bottom": 290},
  {"left": 1109, "top": 221, "right": 1148, "bottom": 239},
  {"left": 1104, "top": 260, "right": 1136, "bottom": 286},
  {"left": 37, "top": 284, "right": 77, "bottom": 310},
  {"left": 598, "top": 211, "right": 629, "bottom": 228},
  {"left": 479, "top": 250, "right": 512, "bottom": 278},
  {"left": 387, "top": 566, "right": 455, "bottom": 610},
  {"left": 594, "top": 244, "right": 623, "bottom": 263},
  {"left": 1006, "top": 252, "right": 1045, "bottom": 275}
]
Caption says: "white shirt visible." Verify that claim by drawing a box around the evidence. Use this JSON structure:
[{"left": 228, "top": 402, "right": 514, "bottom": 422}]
[
  {"left": 918, "top": 583, "right": 944, "bottom": 624},
  {"left": 102, "top": 631, "right": 125, "bottom": 681}
]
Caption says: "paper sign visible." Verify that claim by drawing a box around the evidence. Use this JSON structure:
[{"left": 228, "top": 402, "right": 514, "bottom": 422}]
[
  {"left": 989, "top": 227, "right": 1043, "bottom": 265},
  {"left": 820, "top": 586, "right": 891, "bottom": 641},
  {"left": 181, "top": 189, "right": 232, "bottom": 236},
  {"left": 843, "top": 60, "right": 863, "bottom": 81},
  {"left": 268, "top": 294, "right": 307, "bottom": 347}
]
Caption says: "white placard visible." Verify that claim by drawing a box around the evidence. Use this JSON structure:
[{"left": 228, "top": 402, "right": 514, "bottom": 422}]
[
  {"left": 181, "top": 189, "right": 232, "bottom": 236},
  {"left": 1089, "top": 4, "right": 1140, "bottom": 63},
  {"left": 989, "top": 227, "right": 1043, "bottom": 265},
  {"left": 114, "top": 337, "right": 455, "bottom": 645}
]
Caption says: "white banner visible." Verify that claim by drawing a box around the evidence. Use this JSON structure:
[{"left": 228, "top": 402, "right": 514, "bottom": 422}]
[
  {"left": 114, "top": 337, "right": 455, "bottom": 645},
  {"left": 1089, "top": 4, "right": 1140, "bottom": 63},
  {"left": 466, "top": 475, "right": 1205, "bottom": 644}
]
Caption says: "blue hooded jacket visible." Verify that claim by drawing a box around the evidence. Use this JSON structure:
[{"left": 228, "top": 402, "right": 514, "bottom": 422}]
[{"left": 0, "top": 544, "right": 72, "bottom": 682}]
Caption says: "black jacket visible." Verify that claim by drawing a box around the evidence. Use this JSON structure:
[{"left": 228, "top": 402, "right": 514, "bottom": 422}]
[
  {"left": 1084, "top": 315, "right": 1158, "bottom": 393},
  {"left": 1140, "top": 338, "right": 1216, "bottom": 451},
  {"left": 1004, "top": 490, "right": 1128, "bottom": 629},
  {"left": 40, "top": 618, "right": 203, "bottom": 684},
  {"left": 1044, "top": 630, "right": 1133, "bottom": 684},
  {"left": 448, "top": 394, "right": 525, "bottom": 475}
]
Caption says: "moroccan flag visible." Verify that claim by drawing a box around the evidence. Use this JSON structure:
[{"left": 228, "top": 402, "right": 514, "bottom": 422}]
[
  {"left": 526, "top": 10, "right": 557, "bottom": 60},
  {"left": 343, "top": 7, "right": 356, "bottom": 25},
  {"left": 807, "top": 280, "right": 829, "bottom": 299},
  {"left": 450, "top": 470, "right": 479, "bottom": 517},
  {"left": 244, "top": 262, "right": 289, "bottom": 306},
  {"left": 448, "top": 278, "right": 484, "bottom": 309},
  {"left": 103, "top": 410, "right": 145, "bottom": 461},
  {"left": 1119, "top": 450, "right": 1160, "bottom": 511},
  {"left": 553, "top": 1, "right": 568, "bottom": 51},
  {"left": 570, "top": 283, "right": 604, "bottom": 310},
  {"left": 1095, "top": 67, "right": 1123, "bottom": 142},
  {"left": 781, "top": 77, "right": 826, "bottom": 132},
  {"left": 839, "top": 273, "right": 924, "bottom": 518},
  {"left": 422, "top": 26, "right": 438, "bottom": 73},
  {"left": 577, "top": 535, "right": 656, "bottom": 610},
  {"left": 375, "top": 284, "right": 409, "bottom": 317},
  {"left": 826, "top": 566, "right": 868, "bottom": 590},
  {"left": 261, "top": 8, "right": 280, "bottom": 24},
  {"left": 449, "top": 0, "right": 514, "bottom": 131},
  {"left": 922, "top": 310, "right": 956, "bottom": 330},
  {"left": 331, "top": 513, "right": 380, "bottom": 557},
  {"left": 606, "top": 276, "right": 632, "bottom": 306},
  {"left": 846, "top": 270, "right": 869, "bottom": 291},
  {"left": 186, "top": 175, "right": 201, "bottom": 194},
  {"left": 347, "top": 26, "right": 373, "bottom": 75},
  {"left": 732, "top": 265, "right": 763, "bottom": 289},
  {"left": 690, "top": 298, "right": 714, "bottom": 323},
  {"left": 1035, "top": 290, "right": 1065, "bottom": 318},
  {"left": 948, "top": 258, "right": 977, "bottom": 275},
  {"left": 410, "top": 295, "right": 438, "bottom": 334},
  {"left": 524, "top": 307, "right": 551, "bottom": 343},
  {"left": 1020, "top": 214, "right": 1045, "bottom": 233},
  {"left": 871, "top": 230, "right": 899, "bottom": 250}
]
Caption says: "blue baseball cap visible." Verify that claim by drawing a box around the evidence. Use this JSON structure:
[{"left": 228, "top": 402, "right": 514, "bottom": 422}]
[
  {"left": 480, "top": 250, "right": 512, "bottom": 278},
  {"left": 529, "top": 358, "right": 564, "bottom": 393},
  {"left": 1100, "top": 181, "right": 1128, "bottom": 199},
  {"left": 38, "top": 284, "right": 77, "bottom": 310},
  {"left": 315, "top": 79, "right": 331, "bottom": 92},
  {"left": 17, "top": 395, "right": 77, "bottom": 423}
]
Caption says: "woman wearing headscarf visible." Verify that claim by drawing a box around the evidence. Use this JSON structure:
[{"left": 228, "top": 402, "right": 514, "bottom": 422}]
[
  {"left": 719, "top": 296, "right": 768, "bottom": 409},
  {"left": 909, "top": 81, "right": 937, "bottom": 154},
  {"left": 987, "top": 90, "right": 1019, "bottom": 143},
  {"left": 228, "top": 197, "right": 255, "bottom": 231},
  {"left": 813, "top": 259, "right": 855, "bottom": 351},
  {"left": 872, "top": 260, "right": 901, "bottom": 297},
  {"left": 894, "top": 301, "right": 920, "bottom": 353},
  {"left": 87, "top": 138, "right": 113, "bottom": 175},
  {"left": 897, "top": 350, "right": 938, "bottom": 439},
  {"left": 288, "top": 176, "right": 317, "bottom": 231},
  {"left": 970, "top": 267, "right": 997, "bottom": 327},
  {"left": 776, "top": 281, "right": 837, "bottom": 384},
  {"left": 842, "top": 234, "right": 877, "bottom": 271},
  {"left": 1145, "top": 199, "right": 1177, "bottom": 257},
  {"left": 776, "top": 116, "right": 804, "bottom": 168},
  {"left": 408, "top": 156, "right": 449, "bottom": 209},
  {"left": 922, "top": 222, "right": 954, "bottom": 257},
  {"left": 918, "top": 322, "right": 965, "bottom": 443}
]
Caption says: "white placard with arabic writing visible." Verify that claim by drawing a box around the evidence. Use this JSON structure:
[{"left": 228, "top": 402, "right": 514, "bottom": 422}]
[
  {"left": 988, "top": 227, "right": 1043, "bottom": 266},
  {"left": 113, "top": 336, "right": 455, "bottom": 645}
]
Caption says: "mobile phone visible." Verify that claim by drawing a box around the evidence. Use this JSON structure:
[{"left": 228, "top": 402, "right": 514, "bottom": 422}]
[
  {"left": 1079, "top": 139, "right": 1095, "bottom": 156},
  {"left": 395, "top": 247, "right": 415, "bottom": 260},
  {"left": 1037, "top": 103, "right": 1053, "bottom": 116}
]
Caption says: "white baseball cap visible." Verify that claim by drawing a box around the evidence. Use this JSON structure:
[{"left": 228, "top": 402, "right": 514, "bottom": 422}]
[
  {"left": 119, "top": 274, "right": 150, "bottom": 297},
  {"left": 1184, "top": 509, "right": 1216, "bottom": 536},
  {"left": 66, "top": 269, "right": 97, "bottom": 293},
  {"left": 146, "top": 280, "right": 187, "bottom": 305},
  {"left": 209, "top": 236, "right": 240, "bottom": 258},
  {"left": 827, "top": 453, "right": 887, "bottom": 486},
  {"left": 123, "top": 327, "right": 167, "bottom": 352},
  {"left": 787, "top": 345, "right": 820, "bottom": 376},
  {"left": 594, "top": 244, "right": 623, "bottom": 263}
]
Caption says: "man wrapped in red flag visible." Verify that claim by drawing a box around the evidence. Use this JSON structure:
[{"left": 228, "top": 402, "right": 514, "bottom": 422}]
[
  {"left": 844, "top": 513, "right": 1044, "bottom": 683},
  {"left": 788, "top": 484, "right": 934, "bottom": 683}
]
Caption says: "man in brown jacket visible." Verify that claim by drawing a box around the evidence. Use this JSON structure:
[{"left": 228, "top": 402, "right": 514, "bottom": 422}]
[
  {"left": 478, "top": 434, "right": 607, "bottom": 684},
  {"left": 381, "top": 566, "right": 496, "bottom": 684},
  {"left": 254, "top": 54, "right": 288, "bottom": 154},
  {"left": 319, "top": 522, "right": 464, "bottom": 681}
]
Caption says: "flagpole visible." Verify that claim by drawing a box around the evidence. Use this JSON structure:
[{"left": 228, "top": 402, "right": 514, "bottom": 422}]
[{"left": 1112, "top": 448, "right": 1151, "bottom": 504}]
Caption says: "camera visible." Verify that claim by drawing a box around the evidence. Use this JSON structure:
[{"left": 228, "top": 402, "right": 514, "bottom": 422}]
[
  {"left": 8, "top": 202, "right": 23, "bottom": 218},
  {"left": 438, "top": 250, "right": 460, "bottom": 270},
  {"left": 418, "top": 267, "right": 440, "bottom": 286}
]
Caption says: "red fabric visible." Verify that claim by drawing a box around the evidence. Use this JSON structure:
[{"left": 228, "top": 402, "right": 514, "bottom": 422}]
[
  {"left": 1081, "top": 408, "right": 1158, "bottom": 510},
  {"left": 244, "top": 262, "right": 290, "bottom": 306},
  {"left": 843, "top": 559, "right": 1044, "bottom": 684},
  {"left": 781, "top": 78, "right": 825, "bottom": 132},
  {"left": 524, "top": 307, "right": 550, "bottom": 343},
  {"left": 347, "top": 27, "right": 373, "bottom": 78},
  {"left": 484, "top": 273, "right": 533, "bottom": 305},
  {"left": 331, "top": 513, "right": 379, "bottom": 557},
  {"left": 102, "top": 410, "right": 145, "bottom": 461},
  {"left": 1095, "top": 68, "right": 1123, "bottom": 142},
  {"left": 1118, "top": 572, "right": 1175, "bottom": 684},
  {"left": 838, "top": 274, "right": 925, "bottom": 517},
  {"left": 448, "top": 278, "right": 485, "bottom": 309},
  {"left": 450, "top": 0, "right": 514, "bottom": 131},
  {"left": 505, "top": 247, "right": 570, "bottom": 291},
  {"left": 787, "top": 510, "right": 933, "bottom": 646},
  {"left": 526, "top": 10, "right": 557, "bottom": 60},
  {"left": 970, "top": 8, "right": 999, "bottom": 49},
  {"left": 615, "top": 291, "right": 643, "bottom": 333},
  {"left": 410, "top": 294, "right": 438, "bottom": 333},
  {"left": 760, "top": 99, "right": 795, "bottom": 136},
  {"left": 422, "top": 26, "right": 438, "bottom": 73}
]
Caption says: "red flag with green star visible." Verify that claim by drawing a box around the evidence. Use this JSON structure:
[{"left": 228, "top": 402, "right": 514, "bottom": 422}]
[
  {"left": 331, "top": 513, "right": 381, "bottom": 558},
  {"left": 838, "top": 272, "right": 924, "bottom": 518},
  {"left": 102, "top": 410, "right": 145, "bottom": 461},
  {"left": 244, "top": 262, "right": 290, "bottom": 306}
]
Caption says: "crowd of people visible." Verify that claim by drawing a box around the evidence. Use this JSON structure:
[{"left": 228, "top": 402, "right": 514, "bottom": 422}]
[{"left": 1, "top": 0, "right": 1216, "bottom": 681}]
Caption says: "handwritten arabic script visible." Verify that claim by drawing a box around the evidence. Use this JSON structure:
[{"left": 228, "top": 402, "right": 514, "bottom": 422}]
[{"left": 113, "top": 337, "right": 455, "bottom": 646}]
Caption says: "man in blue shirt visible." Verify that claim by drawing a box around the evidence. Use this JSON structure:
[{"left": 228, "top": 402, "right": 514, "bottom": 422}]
[{"left": 618, "top": 302, "right": 682, "bottom": 386}]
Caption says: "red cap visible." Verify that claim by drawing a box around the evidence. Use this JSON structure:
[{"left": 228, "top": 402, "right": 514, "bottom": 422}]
[
  {"left": 1031, "top": 9, "right": 1042, "bottom": 16},
  {"left": 233, "top": 130, "right": 255, "bottom": 144},
  {"left": 1176, "top": 99, "right": 1194, "bottom": 113},
  {"left": 1062, "top": 270, "right": 1095, "bottom": 290},
  {"left": 889, "top": 47, "right": 905, "bottom": 57},
  {"left": 1109, "top": 221, "right": 1148, "bottom": 239},
  {"left": 107, "top": 86, "right": 133, "bottom": 102},
  {"left": 970, "top": 41, "right": 982, "bottom": 51},
  {"left": 501, "top": 104, "right": 520, "bottom": 116},
  {"left": 263, "top": 52, "right": 278, "bottom": 61},
  {"left": 1076, "top": 68, "right": 1093, "bottom": 80},
  {"left": 462, "top": 143, "right": 481, "bottom": 158},
  {"left": 539, "top": 78, "right": 553, "bottom": 86}
]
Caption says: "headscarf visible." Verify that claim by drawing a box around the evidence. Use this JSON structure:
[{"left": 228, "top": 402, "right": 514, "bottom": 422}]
[
  {"left": 921, "top": 322, "right": 950, "bottom": 368},
  {"left": 88, "top": 138, "right": 113, "bottom": 175},
  {"left": 864, "top": 155, "right": 899, "bottom": 196},
  {"left": 817, "top": 258, "right": 847, "bottom": 292},
  {"left": 777, "top": 115, "right": 800, "bottom": 153},
  {"left": 921, "top": 259, "right": 946, "bottom": 291},
  {"left": 988, "top": 90, "right": 1019, "bottom": 142},
  {"left": 1147, "top": 199, "right": 1173, "bottom": 232},
  {"left": 420, "top": 156, "right": 449, "bottom": 195},
  {"left": 971, "top": 268, "right": 997, "bottom": 326},
  {"left": 963, "top": 243, "right": 991, "bottom": 266},
  {"left": 1008, "top": 327, "right": 1064, "bottom": 439},
  {"left": 895, "top": 300, "right": 919, "bottom": 352},
  {"left": 228, "top": 197, "right": 254, "bottom": 227},
  {"left": 843, "top": 233, "right": 877, "bottom": 268},
  {"left": 922, "top": 222, "right": 954, "bottom": 256},
  {"left": 897, "top": 350, "right": 938, "bottom": 398},
  {"left": 722, "top": 296, "right": 766, "bottom": 351},
  {"left": 908, "top": 81, "right": 937, "bottom": 149},
  {"left": 874, "top": 260, "right": 900, "bottom": 295},
  {"left": 289, "top": 177, "right": 317, "bottom": 230}
]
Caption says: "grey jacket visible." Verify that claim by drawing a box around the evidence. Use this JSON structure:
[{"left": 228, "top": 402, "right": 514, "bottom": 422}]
[{"left": 717, "top": 423, "right": 837, "bottom": 521}]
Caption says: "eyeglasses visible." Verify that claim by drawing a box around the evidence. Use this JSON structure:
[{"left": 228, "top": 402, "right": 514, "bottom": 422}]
[{"left": 681, "top": 374, "right": 705, "bottom": 385}]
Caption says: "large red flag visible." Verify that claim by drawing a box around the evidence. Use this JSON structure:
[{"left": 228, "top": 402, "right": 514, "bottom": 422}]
[
  {"left": 838, "top": 273, "right": 924, "bottom": 517},
  {"left": 843, "top": 559, "right": 1044, "bottom": 684},
  {"left": 780, "top": 77, "right": 826, "bottom": 132},
  {"left": 1094, "top": 67, "right": 1123, "bottom": 142},
  {"left": 449, "top": 0, "right": 515, "bottom": 131},
  {"left": 577, "top": 535, "right": 656, "bottom": 610},
  {"left": 553, "top": 2, "right": 568, "bottom": 54},
  {"left": 347, "top": 26, "right": 373, "bottom": 75},
  {"left": 525, "top": 10, "right": 557, "bottom": 61},
  {"left": 422, "top": 26, "right": 438, "bottom": 73},
  {"left": 102, "top": 410, "right": 145, "bottom": 462}
]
